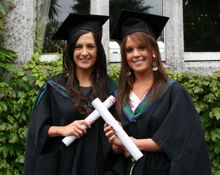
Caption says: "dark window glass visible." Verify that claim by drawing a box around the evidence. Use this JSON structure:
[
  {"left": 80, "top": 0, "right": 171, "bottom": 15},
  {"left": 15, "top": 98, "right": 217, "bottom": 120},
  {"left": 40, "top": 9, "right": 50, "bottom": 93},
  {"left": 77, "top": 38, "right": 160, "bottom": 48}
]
[
  {"left": 110, "top": 0, "right": 163, "bottom": 40},
  {"left": 144, "top": 0, "right": 163, "bottom": 40},
  {"left": 144, "top": 0, "right": 163, "bottom": 15},
  {"left": 43, "top": 0, "right": 90, "bottom": 53},
  {"left": 183, "top": 0, "right": 220, "bottom": 52},
  {"left": 109, "top": 0, "right": 150, "bottom": 36}
]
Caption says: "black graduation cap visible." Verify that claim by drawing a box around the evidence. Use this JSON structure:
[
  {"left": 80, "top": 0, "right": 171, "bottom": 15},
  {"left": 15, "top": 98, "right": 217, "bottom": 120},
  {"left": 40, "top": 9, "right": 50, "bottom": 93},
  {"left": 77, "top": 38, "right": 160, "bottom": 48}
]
[
  {"left": 111, "top": 10, "right": 169, "bottom": 41},
  {"left": 52, "top": 13, "right": 109, "bottom": 41}
]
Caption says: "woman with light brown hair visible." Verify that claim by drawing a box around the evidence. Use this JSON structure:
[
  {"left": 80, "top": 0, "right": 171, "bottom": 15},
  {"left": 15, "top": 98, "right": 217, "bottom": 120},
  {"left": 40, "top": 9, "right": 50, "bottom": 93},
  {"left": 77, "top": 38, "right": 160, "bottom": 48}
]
[{"left": 104, "top": 10, "right": 211, "bottom": 175}]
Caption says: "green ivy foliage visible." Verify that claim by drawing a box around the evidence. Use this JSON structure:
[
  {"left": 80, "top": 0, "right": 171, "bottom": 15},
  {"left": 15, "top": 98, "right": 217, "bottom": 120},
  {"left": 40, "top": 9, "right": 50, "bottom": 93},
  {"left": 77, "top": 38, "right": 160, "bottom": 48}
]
[
  {"left": 0, "top": 58, "right": 219, "bottom": 174},
  {"left": 108, "top": 63, "right": 120, "bottom": 82},
  {"left": 0, "top": 51, "right": 62, "bottom": 174},
  {"left": 167, "top": 70, "right": 220, "bottom": 175}
]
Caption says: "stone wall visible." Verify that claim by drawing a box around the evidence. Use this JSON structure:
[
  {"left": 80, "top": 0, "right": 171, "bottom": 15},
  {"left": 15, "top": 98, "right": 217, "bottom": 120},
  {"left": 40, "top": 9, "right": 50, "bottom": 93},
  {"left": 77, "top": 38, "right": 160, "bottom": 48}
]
[
  {"left": 3, "top": 0, "right": 220, "bottom": 75},
  {"left": 90, "top": 0, "right": 109, "bottom": 62},
  {"left": 2, "top": 0, "right": 36, "bottom": 64}
]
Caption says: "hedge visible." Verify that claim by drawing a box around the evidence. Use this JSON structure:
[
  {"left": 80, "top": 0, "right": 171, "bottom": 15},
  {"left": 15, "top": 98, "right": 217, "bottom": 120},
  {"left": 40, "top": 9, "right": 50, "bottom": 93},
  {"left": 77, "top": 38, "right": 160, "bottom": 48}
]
[{"left": 0, "top": 50, "right": 219, "bottom": 174}]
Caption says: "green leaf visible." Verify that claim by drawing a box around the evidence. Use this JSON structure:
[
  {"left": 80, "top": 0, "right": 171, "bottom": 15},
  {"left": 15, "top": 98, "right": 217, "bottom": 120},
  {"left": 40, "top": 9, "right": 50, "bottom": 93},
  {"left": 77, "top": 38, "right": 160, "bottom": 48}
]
[
  {"left": 204, "top": 93, "right": 217, "bottom": 103},
  {"left": 35, "top": 79, "right": 44, "bottom": 87},
  {"left": 0, "top": 101, "right": 7, "bottom": 112},
  {"left": 17, "top": 91, "right": 26, "bottom": 98},
  {"left": 7, "top": 115, "right": 14, "bottom": 123},
  {"left": 214, "top": 144, "right": 220, "bottom": 154},
  {"left": 8, "top": 133, "right": 19, "bottom": 143},
  {"left": 0, "top": 123, "right": 7, "bottom": 131},
  {"left": 209, "top": 108, "right": 220, "bottom": 120},
  {"left": 0, "top": 146, "right": 10, "bottom": 158},
  {"left": 15, "top": 154, "right": 24, "bottom": 163},
  {"left": 210, "top": 129, "right": 220, "bottom": 142}
]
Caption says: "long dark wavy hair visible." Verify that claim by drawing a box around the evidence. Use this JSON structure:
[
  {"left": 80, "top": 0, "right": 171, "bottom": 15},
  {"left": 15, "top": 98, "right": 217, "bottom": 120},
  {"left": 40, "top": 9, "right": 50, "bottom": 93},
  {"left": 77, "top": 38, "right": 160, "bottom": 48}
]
[
  {"left": 116, "top": 32, "right": 168, "bottom": 115},
  {"left": 63, "top": 30, "right": 109, "bottom": 115}
]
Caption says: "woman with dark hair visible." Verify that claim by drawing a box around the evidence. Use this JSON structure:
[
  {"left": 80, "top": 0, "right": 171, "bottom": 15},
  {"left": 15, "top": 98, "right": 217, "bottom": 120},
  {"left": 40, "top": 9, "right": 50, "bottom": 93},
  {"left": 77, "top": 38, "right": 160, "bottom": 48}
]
[
  {"left": 24, "top": 13, "right": 116, "bottom": 175},
  {"left": 104, "top": 10, "right": 211, "bottom": 175},
  {"left": 63, "top": 28, "right": 110, "bottom": 114}
]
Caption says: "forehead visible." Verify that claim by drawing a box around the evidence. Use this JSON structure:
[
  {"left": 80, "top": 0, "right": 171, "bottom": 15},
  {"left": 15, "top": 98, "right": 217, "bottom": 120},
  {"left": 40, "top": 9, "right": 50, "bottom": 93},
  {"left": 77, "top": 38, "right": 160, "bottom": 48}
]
[
  {"left": 125, "top": 35, "right": 144, "bottom": 46},
  {"left": 76, "top": 32, "right": 95, "bottom": 43}
]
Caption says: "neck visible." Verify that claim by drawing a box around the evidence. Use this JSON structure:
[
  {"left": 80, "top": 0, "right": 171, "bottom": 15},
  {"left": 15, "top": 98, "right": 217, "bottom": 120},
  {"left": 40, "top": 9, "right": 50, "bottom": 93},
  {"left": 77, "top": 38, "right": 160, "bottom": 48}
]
[
  {"left": 76, "top": 68, "right": 93, "bottom": 87},
  {"left": 134, "top": 71, "right": 153, "bottom": 83},
  {"left": 132, "top": 73, "right": 153, "bottom": 99},
  {"left": 134, "top": 76, "right": 153, "bottom": 89}
]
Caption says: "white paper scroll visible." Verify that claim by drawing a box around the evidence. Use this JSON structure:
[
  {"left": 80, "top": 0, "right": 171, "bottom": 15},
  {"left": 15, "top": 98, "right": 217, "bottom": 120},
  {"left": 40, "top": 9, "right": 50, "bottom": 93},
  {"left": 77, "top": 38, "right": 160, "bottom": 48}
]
[
  {"left": 91, "top": 98, "right": 143, "bottom": 161},
  {"left": 62, "top": 95, "right": 116, "bottom": 146}
]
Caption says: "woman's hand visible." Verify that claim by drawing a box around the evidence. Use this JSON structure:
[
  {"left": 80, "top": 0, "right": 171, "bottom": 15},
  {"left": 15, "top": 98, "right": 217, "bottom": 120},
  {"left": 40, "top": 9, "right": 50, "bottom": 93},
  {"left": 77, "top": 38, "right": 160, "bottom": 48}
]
[
  {"left": 104, "top": 123, "right": 124, "bottom": 153},
  {"left": 103, "top": 124, "right": 140, "bottom": 158},
  {"left": 122, "top": 137, "right": 137, "bottom": 158},
  {"left": 48, "top": 120, "right": 91, "bottom": 138},
  {"left": 63, "top": 120, "right": 91, "bottom": 138}
]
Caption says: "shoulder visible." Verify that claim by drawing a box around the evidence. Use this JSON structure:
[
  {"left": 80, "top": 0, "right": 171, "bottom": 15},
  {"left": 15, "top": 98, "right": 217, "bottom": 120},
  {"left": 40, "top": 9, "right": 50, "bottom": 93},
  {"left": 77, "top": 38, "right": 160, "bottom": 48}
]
[
  {"left": 39, "top": 73, "right": 68, "bottom": 95},
  {"left": 49, "top": 73, "right": 67, "bottom": 86},
  {"left": 167, "top": 79, "right": 193, "bottom": 102},
  {"left": 169, "top": 80, "right": 189, "bottom": 95}
]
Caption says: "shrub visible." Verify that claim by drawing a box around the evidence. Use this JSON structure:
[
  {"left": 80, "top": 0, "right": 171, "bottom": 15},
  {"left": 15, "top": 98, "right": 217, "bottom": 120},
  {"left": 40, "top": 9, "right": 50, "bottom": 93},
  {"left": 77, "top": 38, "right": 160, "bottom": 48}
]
[
  {"left": 0, "top": 59, "right": 219, "bottom": 174},
  {"left": 0, "top": 52, "right": 62, "bottom": 174}
]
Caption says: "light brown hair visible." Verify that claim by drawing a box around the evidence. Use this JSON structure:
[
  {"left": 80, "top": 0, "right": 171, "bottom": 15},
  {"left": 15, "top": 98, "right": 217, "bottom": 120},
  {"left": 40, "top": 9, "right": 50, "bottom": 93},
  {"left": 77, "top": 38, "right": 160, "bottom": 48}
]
[{"left": 116, "top": 32, "right": 168, "bottom": 115}]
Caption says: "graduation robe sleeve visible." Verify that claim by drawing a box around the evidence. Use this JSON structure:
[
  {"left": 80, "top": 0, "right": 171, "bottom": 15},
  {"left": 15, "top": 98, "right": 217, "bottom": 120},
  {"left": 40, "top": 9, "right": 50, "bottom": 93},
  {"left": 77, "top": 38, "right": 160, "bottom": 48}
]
[
  {"left": 24, "top": 83, "right": 56, "bottom": 175},
  {"left": 24, "top": 76, "right": 118, "bottom": 175},
  {"left": 109, "top": 81, "right": 211, "bottom": 175},
  {"left": 152, "top": 82, "right": 211, "bottom": 175}
]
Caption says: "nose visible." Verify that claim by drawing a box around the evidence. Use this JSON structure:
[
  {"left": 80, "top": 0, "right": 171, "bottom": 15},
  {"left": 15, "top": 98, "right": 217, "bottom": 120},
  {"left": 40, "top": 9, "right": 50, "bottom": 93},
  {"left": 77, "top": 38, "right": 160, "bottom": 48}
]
[
  {"left": 133, "top": 48, "right": 140, "bottom": 57},
  {"left": 81, "top": 47, "right": 88, "bottom": 56}
]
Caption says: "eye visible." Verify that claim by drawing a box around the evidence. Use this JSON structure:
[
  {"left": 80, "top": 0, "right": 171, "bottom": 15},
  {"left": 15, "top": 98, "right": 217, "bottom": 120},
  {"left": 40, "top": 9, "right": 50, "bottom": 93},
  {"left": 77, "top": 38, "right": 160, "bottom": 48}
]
[
  {"left": 87, "top": 44, "right": 96, "bottom": 49},
  {"left": 138, "top": 45, "right": 146, "bottom": 51},
  {"left": 74, "top": 44, "right": 82, "bottom": 50},
  {"left": 125, "top": 47, "right": 133, "bottom": 53}
]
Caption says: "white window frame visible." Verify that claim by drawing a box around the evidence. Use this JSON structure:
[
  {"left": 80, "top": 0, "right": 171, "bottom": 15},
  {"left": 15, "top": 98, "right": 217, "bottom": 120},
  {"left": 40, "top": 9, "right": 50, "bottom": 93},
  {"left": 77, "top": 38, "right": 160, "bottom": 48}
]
[{"left": 184, "top": 52, "right": 220, "bottom": 61}]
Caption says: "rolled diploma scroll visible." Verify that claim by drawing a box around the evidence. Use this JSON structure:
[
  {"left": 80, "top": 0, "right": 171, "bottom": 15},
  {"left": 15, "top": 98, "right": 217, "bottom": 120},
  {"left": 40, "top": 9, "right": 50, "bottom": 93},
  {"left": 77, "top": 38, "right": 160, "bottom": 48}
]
[
  {"left": 62, "top": 95, "right": 116, "bottom": 146},
  {"left": 91, "top": 98, "right": 143, "bottom": 161}
]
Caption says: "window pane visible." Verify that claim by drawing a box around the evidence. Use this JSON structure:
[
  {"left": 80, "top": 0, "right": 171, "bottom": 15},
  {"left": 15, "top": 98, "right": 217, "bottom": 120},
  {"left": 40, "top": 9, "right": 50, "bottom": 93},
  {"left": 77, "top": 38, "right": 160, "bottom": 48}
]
[
  {"left": 109, "top": 0, "right": 164, "bottom": 61},
  {"left": 143, "top": 0, "right": 164, "bottom": 59},
  {"left": 144, "top": 0, "right": 163, "bottom": 15},
  {"left": 110, "top": 0, "right": 150, "bottom": 33},
  {"left": 183, "top": 0, "right": 220, "bottom": 52},
  {"left": 43, "top": 0, "right": 90, "bottom": 53},
  {"left": 110, "top": 0, "right": 163, "bottom": 40}
]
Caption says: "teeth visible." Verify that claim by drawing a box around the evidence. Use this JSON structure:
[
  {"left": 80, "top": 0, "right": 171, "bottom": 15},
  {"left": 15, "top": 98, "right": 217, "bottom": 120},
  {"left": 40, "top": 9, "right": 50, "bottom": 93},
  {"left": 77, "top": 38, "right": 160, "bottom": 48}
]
[
  {"left": 133, "top": 59, "right": 142, "bottom": 63},
  {"left": 133, "top": 59, "right": 143, "bottom": 62},
  {"left": 132, "top": 59, "right": 144, "bottom": 66},
  {"left": 80, "top": 58, "right": 90, "bottom": 61}
]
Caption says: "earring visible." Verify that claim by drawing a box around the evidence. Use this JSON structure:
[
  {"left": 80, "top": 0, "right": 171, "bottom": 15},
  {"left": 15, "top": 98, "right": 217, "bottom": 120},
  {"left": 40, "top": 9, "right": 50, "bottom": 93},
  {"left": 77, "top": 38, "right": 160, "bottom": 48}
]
[
  {"left": 152, "top": 54, "right": 158, "bottom": 72},
  {"left": 127, "top": 68, "right": 131, "bottom": 76},
  {"left": 127, "top": 71, "right": 131, "bottom": 76}
]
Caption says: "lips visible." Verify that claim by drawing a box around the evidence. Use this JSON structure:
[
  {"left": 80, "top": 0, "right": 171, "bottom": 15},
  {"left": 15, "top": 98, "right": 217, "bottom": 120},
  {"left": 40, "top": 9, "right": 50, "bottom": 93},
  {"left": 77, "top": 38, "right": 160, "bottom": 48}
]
[
  {"left": 132, "top": 59, "right": 144, "bottom": 66},
  {"left": 79, "top": 57, "right": 91, "bottom": 63}
]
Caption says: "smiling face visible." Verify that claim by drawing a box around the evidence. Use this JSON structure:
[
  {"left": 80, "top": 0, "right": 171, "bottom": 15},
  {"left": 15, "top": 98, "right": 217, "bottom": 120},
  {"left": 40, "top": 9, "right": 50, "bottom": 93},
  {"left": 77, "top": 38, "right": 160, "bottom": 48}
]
[
  {"left": 125, "top": 36, "right": 152, "bottom": 76},
  {"left": 73, "top": 32, "right": 97, "bottom": 72}
]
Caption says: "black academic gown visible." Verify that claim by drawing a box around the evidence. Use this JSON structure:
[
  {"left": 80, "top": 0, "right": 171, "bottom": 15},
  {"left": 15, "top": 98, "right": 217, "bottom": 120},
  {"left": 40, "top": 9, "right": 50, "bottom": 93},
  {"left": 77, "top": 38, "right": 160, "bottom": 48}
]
[
  {"left": 110, "top": 81, "right": 211, "bottom": 175},
  {"left": 24, "top": 73, "right": 117, "bottom": 175}
]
